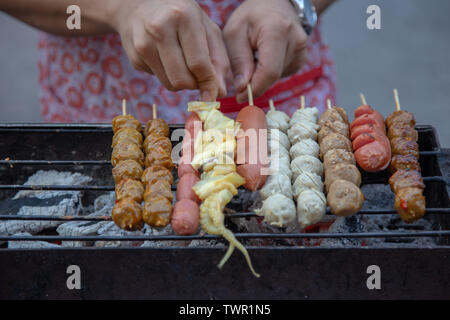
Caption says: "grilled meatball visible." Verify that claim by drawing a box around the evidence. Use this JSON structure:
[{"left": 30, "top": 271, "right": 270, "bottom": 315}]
[
  {"left": 144, "top": 179, "right": 173, "bottom": 202},
  {"left": 385, "top": 110, "right": 416, "bottom": 128},
  {"left": 389, "top": 154, "right": 421, "bottom": 173},
  {"left": 259, "top": 173, "right": 293, "bottom": 200},
  {"left": 387, "top": 124, "right": 418, "bottom": 141},
  {"left": 287, "top": 121, "right": 319, "bottom": 143},
  {"left": 324, "top": 163, "right": 361, "bottom": 192},
  {"left": 388, "top": 169, "right": 425, "bottom": 193},
  {"left": 327, "top": 179, "right": 364, "bottom": 216},
  {"left": 112, "top": 115, "right": 142, "bottom": 133},
  {"left": 390, "top": 137, "right": 419, "bottom": 158},
  {"left": 143, "top": 195, "right": 172, "bottom": 227},
  {"left": 141, "top": 165, "right": 173, "bottom": 186},
  {"left": 318, "top": 108, "right": 346, "bottom": 127},
  {"left": 111, "top": 142, "right": 144, "bottom": 167},
  {"left": 255, "top": 193, "right": 297, "bottom": 228},
  {"left": 289, "top": 139, "right": 319, "bottom": 159},
  {"left": 317, "top": 120, "right": 349, "bottom": 144},
  {"left": 394, "top": 187, "right": 426, "bottom": 223},
  {"left": 268, "top": 128, "right": 291, "bottom": 150},
  {"left": 292, "top": 171, "right": 323, "bottom": 199},
  {"left": 290, "top": 107, "right": 319, "bottom": 126},
  {"left": 291, "top": 155, "right": 323, "bottom": 181},
  {"left": 143, "top": 135, "right": 172, "bottom": 155},
  {"left": 297, "top": 188, "right": 327, "bottom": 228},
  {"left": 323, "top": 149, "right": 356, "bottom": 169},
  {"left": 266, "top": 109, "right": 290, "bottom": 132},
  {"left": 144, "top": 146, "right": 174, "bottom": 169},
  {"left": 145, "top": 119, "right": 170, "bottom": 137},
  {"left": 112, "top": 198, "right": 143, "bottom": 231},
  {"left": 112, "top": 127, "right": 143, "bottom": 148},
  {"left": 112, "top": 159, "right": 144, "bottom": 183},
  {"left": 115, "top": 178, "right": 145, "bottom": 202},
  {"left": 319, "top": 132, "right": 352, "bottom": 159}
]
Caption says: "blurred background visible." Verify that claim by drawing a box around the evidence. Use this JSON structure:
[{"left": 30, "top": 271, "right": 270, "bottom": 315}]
[{"left": 1, "top": 0, "right": 449, "bottom": 144}]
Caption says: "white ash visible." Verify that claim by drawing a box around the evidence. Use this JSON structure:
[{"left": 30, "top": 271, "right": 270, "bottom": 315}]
[
  {"left": 8, "top": 232, "right": 60, "bottom": 249},
  {"left": 0, "top": 170, "right": 90, "bottom": 238}
]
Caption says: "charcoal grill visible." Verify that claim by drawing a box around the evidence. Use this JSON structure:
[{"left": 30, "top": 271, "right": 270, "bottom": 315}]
[{"left": 0, "top": 123, "right": 449, "bottom": 299}]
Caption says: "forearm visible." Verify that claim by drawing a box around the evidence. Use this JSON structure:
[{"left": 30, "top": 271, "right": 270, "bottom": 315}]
[
  {"left": 0, "top": 0, "right": 120, "bottom": 36},
  {"left": 312, "top": 0, "right": 336, "bottom": 15}
]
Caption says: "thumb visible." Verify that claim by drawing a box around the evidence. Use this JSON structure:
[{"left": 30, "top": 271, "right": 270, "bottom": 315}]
[{"left": 224, "top": 25, "right": 255, "bottom": 100}]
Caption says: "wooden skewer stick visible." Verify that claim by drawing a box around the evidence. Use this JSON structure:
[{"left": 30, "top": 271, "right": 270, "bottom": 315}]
[
  {"left": 360, "top": 93, "right": 367, "bottom": 105},
  {"left": 326, "top": 99, "right": 332, "bottom": 110},
  {"left": 122, "top": 99, "right": 127, "bottom": 116},
  {"left": 300, "top": 95, "right": 305, "bottom": 109},
  {"left": 153, "top": 103, "right": 157, "bottom": 119},
  {"left": 247, "top": 83, "right": 254, "bottom": 106},
  {"left": 269, "top": 99, "right": 275, "bottom": 111},
  {"left": 393, "top": 88, "right": 401, "bottom": 111}
]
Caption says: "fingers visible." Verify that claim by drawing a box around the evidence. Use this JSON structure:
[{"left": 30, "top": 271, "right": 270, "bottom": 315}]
[
  {"left": 203, "top": 14, "right": 231, "bottom": 98},
  {"left": 243, "top": 27, "right": 287, "bottom": 101},
  {"left": 223, "top": 23, "right": 255, "bottom": 102},
  {"left": 177, "top": 14, "right": 219, "bottom": 101}
]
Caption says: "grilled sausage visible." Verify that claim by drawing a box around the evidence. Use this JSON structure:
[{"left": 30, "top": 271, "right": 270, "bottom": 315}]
[
  {"left": 111, "top": 142, "right": 144, "bottom": 167},
  {"left": 143, "top": 195, "right": 172, "bottom": 227},
  {"left": 235, "top": 105, "right": 269, "bottom": 191},
  {"left": 112, "top": 198, "right": 144, "bottom": 231},
  {"left": 115, "top": 178, "right": 145, "bottom": 203},
  {"left": 145, "top": 118, "right": 170, "bottom": 137},
  {"left": 144, "top": 179, "right": 173, "bottom": 203},
  {"left": 112, "top": 159, "right": 144, "bottom": 184},
  {"left": 112, "top": 127, "right": 143, "bottom": 148},
  {"left": 176, "top": 173, "right": 201, "bottom": 204},
  {"left": 171, "top": 199, "right": 200, "bottom": 235},
  {"left": 112, "top": 115, "right": 142, "bottom": 133},
  {"left": 141, "top": 165, "right": 173, "bottom": 186}
]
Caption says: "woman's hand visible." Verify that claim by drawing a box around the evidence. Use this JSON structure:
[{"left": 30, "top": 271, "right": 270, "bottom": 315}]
[
  {"left": 223, "top": 0, "right": 309, "bottom": 102},
  {"left": 111, "top": 0, "right": 230, "bottom": 101}
]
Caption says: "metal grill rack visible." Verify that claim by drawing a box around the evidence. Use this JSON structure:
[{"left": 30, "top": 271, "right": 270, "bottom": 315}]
[{"left": 0, "top": 123, "right": 449, "bottom": 243}]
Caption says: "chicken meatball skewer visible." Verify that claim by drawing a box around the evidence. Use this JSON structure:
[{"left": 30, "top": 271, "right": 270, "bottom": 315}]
[
  {"left": 256, "top": 100, "right": 296, "bottom": 228},
  {"left": 111, "top": 100, "right": 145, "bottom": 230},
  {"left": 288, "top": 96, "right": 326, "bottom": 228},
  {"left": 321, "top": 100, "right": 364, "bottom": 216}
]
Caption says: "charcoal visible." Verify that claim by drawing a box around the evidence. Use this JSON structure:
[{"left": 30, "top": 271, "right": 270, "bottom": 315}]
[{"left": 8, "top": 232, "right": 60, "bottom": 249}]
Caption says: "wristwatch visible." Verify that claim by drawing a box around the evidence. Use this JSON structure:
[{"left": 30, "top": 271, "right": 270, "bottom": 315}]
[{"left": 288, "top": 0, "right": 318, "bottom": 35}]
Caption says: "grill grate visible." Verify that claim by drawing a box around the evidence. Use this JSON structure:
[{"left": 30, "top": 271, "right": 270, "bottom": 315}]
[{"left": 0, "top": 123, "right": 449, "bottom": 244}]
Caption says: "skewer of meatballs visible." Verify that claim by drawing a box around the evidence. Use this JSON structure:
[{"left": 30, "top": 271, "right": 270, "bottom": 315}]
[
  {"left": 111, "top": 100, "right": 145, "bottom": 230},
  {"left": 319, "top": 100, "right": 365, "bottom": 216},
  {"left": 288, "top": 97, "right": 326, "bottom": 228},
  {"left": 257, "top": 99, "right": 296, "bottom": 227},
  {"left": 141, "top": 104, "right": 174, "bottom": 228},
  {"left": 386, "top": 89, "right": 426, "bottom": 222}
]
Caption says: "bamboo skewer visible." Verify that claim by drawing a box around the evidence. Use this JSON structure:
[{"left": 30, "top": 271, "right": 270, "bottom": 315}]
[
  {"left": 269, "top": 99, "right": 275, "bottom": 111},
  {"left": 122, "top": 99, "right": 127, "bottom": 116},
  {"left": 247, "top": 84, "right": 254, "bottom": 106},
  {"left": 326, "top": 99, "right": 332, "bottom": 110},
  {"left": 300, "top": 96, "right": 305, "bottom": 109},
  {"left": 393, "top": 89, "right": 401, "bottom": 111},
  {"left": 153, "top": 103, "right": 157, "bottom": 119},
  {"left": 360, "top": 93, "right": 367, "bottom": 105}
]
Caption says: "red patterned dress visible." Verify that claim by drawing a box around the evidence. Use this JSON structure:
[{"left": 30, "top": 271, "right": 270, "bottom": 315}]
[{"left": 38, "top": 0, "right": 336, "bottom": 123}]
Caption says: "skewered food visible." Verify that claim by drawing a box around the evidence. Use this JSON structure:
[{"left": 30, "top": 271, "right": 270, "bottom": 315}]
[
  {"left": 327, "top": 179, "right": 364, "bottom": 216},
  {"left": 112, "top": 114, "right": 142, "bottom": 133},
  {"left": 289, "top": 138, "right": 319, "bottom": 159},
  {"left": 111, "top": 142, "right": 144, "bottom": 167},
  {"left": 350, "top": 97, "right": 391, "bottom": 172},
  {"left": 296, "top": 188, "right": 327, "bottom": 228},
  {"left": 189, "top": 100, "right": 259, "bottom": 277},
  {"left": 269, "top": 128, "right": 291, "bottom": 150},
  {"left": 142, "top": 105, "right": 174, "bottom": 228},
  {"left": 266, "top": 107, "right": 290, "bottom": 132},
  {"left": 176, "top": 173, "right": 201, "bottom": 203},
  {"left": 255, "top": 193, "right": 297, "bottom": 227},
  {"left": 386, "top": 90, "right": 425, "bottom": 222},
  {"left": 259, "top": 173, "right": 293, "bottom": 200},
  {"left": 235, "top": 92, "right": 269, "bottom": 191},
  {"left": 320, "top": 102, "right": 364, "bottom": 216},
  {"left": 319, "top": 132, "right": 353, "bottom": 159},
  {"left": 290, "top": 107, "right": 318, "bottom": 126},
  {"left": 171, "top": 199, "right": 200, "bottom": 235},
  {"left": 323, "top": 149, "right": 356, "bottom": 168},
  {"left": 292, "top": 171, "right": 323, "bottom": 199},
  {"left": 115, "top": 178, "right": 145, "bottom": 202},
  {"left": 112, "top": 159, "right": 144, "bottom": 184},
  {"left": 287, "top": 121, "right": 319, "bottom": 143},
  {"left": 111, "top": 102, "right": 145, "bottom": 230},
  {"left": 317, "top": 119, "right": 349, "bottom": 143},
  {"left": 291, "top": 155, "right": 323, "bottom": 181},
  {"left": 111, "top": 198, "right": 143, "bottom": 231}
]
